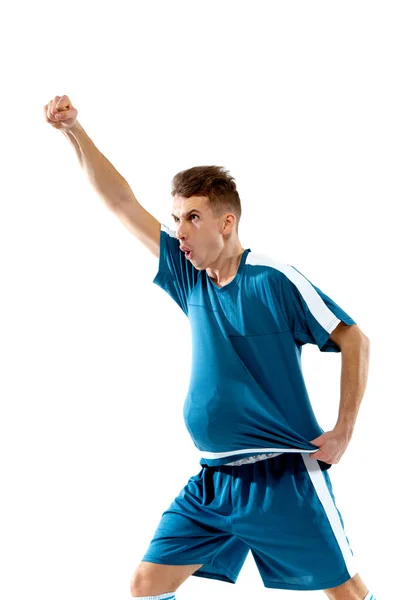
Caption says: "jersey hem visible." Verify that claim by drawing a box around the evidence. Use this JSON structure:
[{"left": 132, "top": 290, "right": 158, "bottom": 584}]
[{"left": 200, "top": 448, "right": 319, "bottom": 467}]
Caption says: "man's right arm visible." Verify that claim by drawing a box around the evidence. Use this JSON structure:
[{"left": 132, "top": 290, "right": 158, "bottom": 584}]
[{"left": 61, "top": 121, "right": 161, "bottom": 258}]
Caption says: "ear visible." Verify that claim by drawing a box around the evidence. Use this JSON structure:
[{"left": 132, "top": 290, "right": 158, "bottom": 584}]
[{"left": 222, "top": 212, "right": 237, "bottom": 234}]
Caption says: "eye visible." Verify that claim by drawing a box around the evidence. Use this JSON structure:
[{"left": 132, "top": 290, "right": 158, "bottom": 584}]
[{"left": 172, "top": 214, "right": 199, "bottom": 223}]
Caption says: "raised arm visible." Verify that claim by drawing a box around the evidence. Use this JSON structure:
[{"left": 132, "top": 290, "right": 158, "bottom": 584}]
[{"left": 44, "top": 95, "right": 161, "bottom": 258}]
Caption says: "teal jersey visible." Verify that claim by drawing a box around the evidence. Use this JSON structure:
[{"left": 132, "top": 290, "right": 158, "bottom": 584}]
[{"left": 153, "top": 225, "right": 356, "bottom": 470}]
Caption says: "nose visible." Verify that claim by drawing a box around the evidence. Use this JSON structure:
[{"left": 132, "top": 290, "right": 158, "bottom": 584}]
[{"left": 176, "top": 221, "right": 188, "bottom": 240}]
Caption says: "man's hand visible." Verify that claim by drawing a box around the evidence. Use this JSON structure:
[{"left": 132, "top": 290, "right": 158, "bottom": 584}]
[
  {"left": 309, "top": 427, "right": 352, "bottom": 464},
  {"left": 44, "top": 95, "right": 78, "bottom": 131}
]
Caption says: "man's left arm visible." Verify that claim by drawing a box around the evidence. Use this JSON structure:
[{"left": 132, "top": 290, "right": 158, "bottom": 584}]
[{"left": 310, "top": 322, "right": 371, "bottom": 464}]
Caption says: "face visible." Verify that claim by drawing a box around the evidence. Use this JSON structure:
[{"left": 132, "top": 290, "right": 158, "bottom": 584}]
[{"left": 171, "top": 195, "right": 234, "bottom": 270}]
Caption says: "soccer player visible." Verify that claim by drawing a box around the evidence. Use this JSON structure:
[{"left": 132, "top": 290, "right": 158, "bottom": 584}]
[{"left": 45, "top": 95, "right": 376, "bottom": 600}]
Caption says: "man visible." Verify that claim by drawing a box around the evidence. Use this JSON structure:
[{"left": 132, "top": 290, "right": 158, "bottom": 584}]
[{"left": 45, "top": 95, "right": 375, "bottom": 600}]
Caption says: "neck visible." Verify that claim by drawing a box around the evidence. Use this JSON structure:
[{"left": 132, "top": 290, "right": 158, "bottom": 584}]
[{"left": 206, "top": 242, "right": 246, "bottom": 287}]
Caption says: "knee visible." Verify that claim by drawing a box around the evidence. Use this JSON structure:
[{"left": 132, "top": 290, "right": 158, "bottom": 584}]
[
  {"left": 323, "top": 573, "right": 369, "bottom": 600},
  {"left": 130, "top": 568, "right": 151, "bottom": 597},
  {"left": 130, "top": 564, "right": 174, "bottom": 598}
]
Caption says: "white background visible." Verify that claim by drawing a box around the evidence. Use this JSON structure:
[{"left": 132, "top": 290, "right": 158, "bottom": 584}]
[{"left": 1, "top": 1, "right": 398, "bottom": 598}]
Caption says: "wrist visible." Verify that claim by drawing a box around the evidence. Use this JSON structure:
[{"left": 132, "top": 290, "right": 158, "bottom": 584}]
[
  {"left": 61, "top": 120, "right": 83, "bottom": 137},
  {"left": 334, "top": 421, "right": 354, "bottom": 440}
]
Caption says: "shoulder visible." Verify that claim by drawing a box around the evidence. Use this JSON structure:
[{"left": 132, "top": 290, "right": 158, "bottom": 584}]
[
  {"left": 246, "top": 250, "right": 295, "bottom": 283},
  {"left": 245, "top": 251, "right": 315, "bottom": 302}
]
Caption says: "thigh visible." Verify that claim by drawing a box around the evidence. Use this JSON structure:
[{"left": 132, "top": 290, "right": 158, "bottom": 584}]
[
  {"left": 131, "top": 561, "right": 203, "bottom": 597},
  {"left": 231, "top": 453, "right": 358, "bottom": 591}
]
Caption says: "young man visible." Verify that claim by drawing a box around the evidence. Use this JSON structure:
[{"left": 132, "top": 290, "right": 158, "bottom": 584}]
[{"left": 45, "top": 95, "right": 375, "bottom": 600}]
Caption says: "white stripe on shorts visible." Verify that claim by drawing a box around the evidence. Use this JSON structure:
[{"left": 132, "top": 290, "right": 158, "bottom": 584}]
[{"left": 301, "top": 453, "right": 357, "bottom": 579}]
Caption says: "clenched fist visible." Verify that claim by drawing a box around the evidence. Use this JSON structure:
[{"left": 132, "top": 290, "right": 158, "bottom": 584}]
[{"left": 44, "top": 95, "right": 78, "bottom": 131}]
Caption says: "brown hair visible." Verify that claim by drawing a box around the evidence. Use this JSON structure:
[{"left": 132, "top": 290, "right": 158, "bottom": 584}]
[{"left": 171, "top": 165, "right": 242, "bottom": 230}]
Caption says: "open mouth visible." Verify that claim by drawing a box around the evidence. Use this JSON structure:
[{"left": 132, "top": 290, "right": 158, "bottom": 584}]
[{"left": 184, "top": 250, "right": 193, "bottom": 260}]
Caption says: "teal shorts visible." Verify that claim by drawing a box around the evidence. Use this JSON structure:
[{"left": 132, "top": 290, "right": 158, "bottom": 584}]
[{"left": 142, "top": 453, "right": 357, "bottom": 591}]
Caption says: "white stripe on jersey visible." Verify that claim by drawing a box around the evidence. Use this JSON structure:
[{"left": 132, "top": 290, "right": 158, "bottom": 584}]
[{"left": 246, "top": 253, "right": 341, "bottom": 334}]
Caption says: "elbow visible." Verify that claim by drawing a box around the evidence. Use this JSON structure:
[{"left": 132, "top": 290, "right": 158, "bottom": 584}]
[
  {"left": 362, "top": 332, "right": 371, "bottom": 348},
  {"left": 359, "top": 333, "right": 371, "bottom": 361},
  {"left": 354, "top": 325, "right": 370, "bottom": 348},
  {"left": 340, "top": 328, "right": 370, "bottom": 354}
]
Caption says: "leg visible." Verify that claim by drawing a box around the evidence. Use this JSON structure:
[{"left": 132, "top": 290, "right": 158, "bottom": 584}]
[
  {"left": 235, "top": 454, "right": 367, "bottom": 592},
  {"left": 324, "top": 573, "right": 370, "bottom": 599},
  {"left": 137, "top": 467, "right": 249, "bottom": 587},
  {"left": 130, "top": 560, "right": 203, "bottom": 597}
]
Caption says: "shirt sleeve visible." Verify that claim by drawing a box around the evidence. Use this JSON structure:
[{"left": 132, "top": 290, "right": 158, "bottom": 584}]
[
  {"left": 275, "top": 265, "right": 357, "bottom": 352},
  {"left": 152, "top": 224, "right": 200, "bottom": 315}
]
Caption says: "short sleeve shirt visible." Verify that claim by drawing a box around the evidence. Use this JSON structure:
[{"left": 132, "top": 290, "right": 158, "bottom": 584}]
[{"left": 153, "top": 224, "right": 356, "bottom": 470}]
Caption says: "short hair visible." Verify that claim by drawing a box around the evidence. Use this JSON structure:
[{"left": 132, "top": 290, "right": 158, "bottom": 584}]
[{"left": 171, "top": 165, "right": 242, "bottom": 230}]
